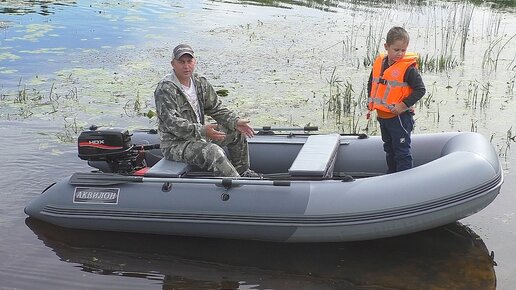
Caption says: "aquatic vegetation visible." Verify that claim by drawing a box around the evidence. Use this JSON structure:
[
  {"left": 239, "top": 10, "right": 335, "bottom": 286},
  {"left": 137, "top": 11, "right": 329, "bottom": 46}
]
[
  {"left": 13, "top": 82, "right": 27, "bottom": 104},
  {"left": 418, "top": 53, "right": 459, "bottom": 73},
  {"left": 19, "top": 48, "right": 66, "bottom": 54},
  {"left": 459, "top": 80, "right": 491, "bottom": 110},
  {"left": 16, "top": 23, "right": 54, "bottom": 42},
  {"left": 56, "top": 116, "right": 80, "bottom": 143},
  {"left": 216, "top": 89, "right": 230, "bottom": 96},
  {"left": 507, "top": 74, "right": 515, "bottom": 96},
  {"left": 0, "top": 52, "right": 21, "bottom": 61},
  {"left": 482, "top": 34, "right": 516, "bottom": 73},
  {"left": 0, "top": 20, "right": 12, "bottom": 29},
  {"left": 323, "top": 67, "right": 350, "bottom": 123},
  {"left": 321, "top": 67, "right": 371, "bottom": 134},
  {"left": 458, "top": 3, "right": 474, "bottom": 59},
  {"left": 498, "top": 126, "right": 516, "bottom": 160},
  {"left": 0, "top": 0, "right": 514, "bottom": 156},
  {"left": 362, "top": 14, "right": 388, "bottom": 67}
]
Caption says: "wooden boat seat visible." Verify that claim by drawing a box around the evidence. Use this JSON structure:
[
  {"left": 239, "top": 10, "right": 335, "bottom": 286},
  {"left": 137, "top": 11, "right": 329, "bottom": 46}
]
[
  {"left": 288, "top": 134, "right": 340, "bottom": 178},
  {"left": 144, "top": 158, "right": 192, "bottom": 178}
]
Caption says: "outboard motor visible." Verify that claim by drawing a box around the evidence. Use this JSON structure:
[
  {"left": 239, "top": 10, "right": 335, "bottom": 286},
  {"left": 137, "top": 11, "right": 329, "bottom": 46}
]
[{"left": 78, "top": 126, "right": 155, "bottom": 174}]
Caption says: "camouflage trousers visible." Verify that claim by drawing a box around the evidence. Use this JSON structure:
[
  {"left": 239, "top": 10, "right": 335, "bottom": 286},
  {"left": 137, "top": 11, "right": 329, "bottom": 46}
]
[{"left": 162, "top": 129, "right": 249, "bottom": 177}]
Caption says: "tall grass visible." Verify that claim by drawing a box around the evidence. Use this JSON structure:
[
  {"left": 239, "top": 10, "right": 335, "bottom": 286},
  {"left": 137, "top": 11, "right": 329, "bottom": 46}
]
[
  {"left": 363, "top": 14, "right": 388, "bottom": 67},
  {"left": 458, "top": 3, "right": 474, "bottom": 59},
  {"left": 324, "top": 67, "right": 353, "bottom": 124},
  {"left": 507, "top": 74, "right": 515, "bottom": 96},
  {"left": 416, "top": 2, "right": 473, "bottom": 72},
  {"left": 14, "top": 78, "right": 27, "bottom": 104},
  {"left": 417, "top": 53, "right": 459, "bottom": 72},
  {"left": 322, "top": 67, "right": 368, "bottom": 134},
  {"left": 483, "top": 10, "right": 502, "bottom": 40},
  {"left": 482, "top": 34, "right": 516, "bottom": 72},
  {"left": 459, "top": 80, "right": 491, "bottom": 109}
]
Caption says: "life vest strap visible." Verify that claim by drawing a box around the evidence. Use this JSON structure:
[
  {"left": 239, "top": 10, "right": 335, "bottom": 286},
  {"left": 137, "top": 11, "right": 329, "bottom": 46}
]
[{"left": 371, "top": 77, "right": 409, "bottom": 87}]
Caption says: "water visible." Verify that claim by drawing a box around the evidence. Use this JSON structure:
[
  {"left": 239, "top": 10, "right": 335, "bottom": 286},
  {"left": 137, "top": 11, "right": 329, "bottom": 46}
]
[{"left": 0, "top": 0, "right": 515, "bottom": 289}]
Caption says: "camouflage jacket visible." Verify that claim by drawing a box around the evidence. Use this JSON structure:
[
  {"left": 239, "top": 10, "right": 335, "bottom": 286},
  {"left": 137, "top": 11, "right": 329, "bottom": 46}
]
[{"left": 154, "top": 71, "right": 238, "bottom": 148}]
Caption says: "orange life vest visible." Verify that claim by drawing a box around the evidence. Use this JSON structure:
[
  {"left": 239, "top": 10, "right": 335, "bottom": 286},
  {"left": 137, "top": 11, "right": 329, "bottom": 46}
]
[{"left": 368, "top": 52, "right": 417, "bottom": 119}]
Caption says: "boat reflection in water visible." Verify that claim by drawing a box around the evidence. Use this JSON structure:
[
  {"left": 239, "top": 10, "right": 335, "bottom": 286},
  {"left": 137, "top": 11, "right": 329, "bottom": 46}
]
[{"left": 26, "top": 218, "right": 496, "bottom": 290}]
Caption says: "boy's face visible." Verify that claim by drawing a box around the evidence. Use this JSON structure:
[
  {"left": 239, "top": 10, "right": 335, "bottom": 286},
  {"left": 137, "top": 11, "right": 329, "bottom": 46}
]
[{"left": 384, "top": 39, "right": 408, "bottom": 64}]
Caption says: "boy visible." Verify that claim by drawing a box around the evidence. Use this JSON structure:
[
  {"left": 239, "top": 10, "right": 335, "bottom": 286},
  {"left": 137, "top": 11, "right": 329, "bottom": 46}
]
[{"left": 368, "top": 26, "right": 426, "bottom": 173}]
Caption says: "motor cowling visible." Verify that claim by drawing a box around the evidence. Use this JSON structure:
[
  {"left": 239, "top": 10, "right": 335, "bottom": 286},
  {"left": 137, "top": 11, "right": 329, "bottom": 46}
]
[
  {"left": 78, "top": 127, "right": 133, "bottom": 160},
  {"left": 77, "top": 127, "right": 146, "bottom": 174}
]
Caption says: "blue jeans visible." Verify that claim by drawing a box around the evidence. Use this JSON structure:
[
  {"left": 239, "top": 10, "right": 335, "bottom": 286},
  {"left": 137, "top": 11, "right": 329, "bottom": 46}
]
[{"left": 378, "top": 112, "right": 415, "bottom": 173}]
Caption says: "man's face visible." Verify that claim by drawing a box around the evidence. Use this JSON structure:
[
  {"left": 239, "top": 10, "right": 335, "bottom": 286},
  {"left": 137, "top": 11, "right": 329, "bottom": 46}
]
[
  {"left": 384, "top": 39, "right": 408, "bottom": 64},
  {"left": 172, "top": 54, "right": 196, "bottom": 80}
]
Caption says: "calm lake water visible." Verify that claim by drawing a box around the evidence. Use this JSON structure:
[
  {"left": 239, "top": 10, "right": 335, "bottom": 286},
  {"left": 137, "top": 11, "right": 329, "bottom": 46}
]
[{"left": 1, "top": 0, "right": 515, "bottom": 289}]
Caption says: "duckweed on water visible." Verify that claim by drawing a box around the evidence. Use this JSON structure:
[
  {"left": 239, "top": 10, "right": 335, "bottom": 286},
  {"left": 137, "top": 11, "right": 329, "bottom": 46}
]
[
  {"left": 0, "top": 0, "right": 515, "bottom": 153},
  {"left": 0, "top": 52, "right": 21, "bottom": 61},
  {"left": 17, "top": 23, "right": 55, "bottom": 42},
  {"left": 19, "top": 48, "right": 67, "bottom": 54}
]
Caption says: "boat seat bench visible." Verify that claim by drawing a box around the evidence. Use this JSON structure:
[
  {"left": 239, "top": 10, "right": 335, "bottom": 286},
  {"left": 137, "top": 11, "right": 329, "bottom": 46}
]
[
  {"left": 288, "top": 134, "right": 340, "bottom": 178},
  {"left": 144, "top": 158, "right": 192, "bottom": 178},
  {"left": 145, "top": 134, "right": 341, "bottom": 178}
]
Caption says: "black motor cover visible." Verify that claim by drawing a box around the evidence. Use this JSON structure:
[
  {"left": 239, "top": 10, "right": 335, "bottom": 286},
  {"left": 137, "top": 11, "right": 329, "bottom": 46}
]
[{"left": 78, "top": 127, "right": 132, "bottom": 161}]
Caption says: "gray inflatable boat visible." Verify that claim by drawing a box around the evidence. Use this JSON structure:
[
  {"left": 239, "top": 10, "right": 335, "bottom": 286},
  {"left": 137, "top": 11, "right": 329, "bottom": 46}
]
[{"left": 24, "top": 127, "right": 503, "bottom": 242}]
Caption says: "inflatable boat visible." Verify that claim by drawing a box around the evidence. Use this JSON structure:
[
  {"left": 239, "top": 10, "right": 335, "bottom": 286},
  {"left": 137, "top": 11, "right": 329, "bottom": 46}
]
[{"left": 24, "top": 126, "right": 503, "bottom": 242}]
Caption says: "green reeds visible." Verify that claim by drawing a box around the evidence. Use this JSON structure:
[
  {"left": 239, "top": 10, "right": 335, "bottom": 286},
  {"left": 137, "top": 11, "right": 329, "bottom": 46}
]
[
  {"left": 123, "top": 90, "right": 143, "bottom": 117},
  {"left": 502, "top": 126, "right": 516, "bottom": 159},
  {"left": 344, "top": 85, "right": 368, "bottom": 134},
  {"left": 417, "top": 53, "right": 459, "bottom": 73},
  {"left": 324, "top": 67, "right": 354, "bottom": 124},
  {"left": 322, "top": 67, "right": 366, "bottom": 134},
  {"left": 363, "top": 15, "right": 388, "bottom": 67},
  {"left": 482, "top": 34, "right": 516, "bottom": 72},
  {"left": 14, "top": 78, "right": 27, "bottom": 104},
  {"left": 48, "top": 82, "right": 56, "bottom": 113},
  {"left": 418, "top": 2, "right": 472, "bottom": 72},
  {"left": 507, "top": 74, "right": 515, "bottom": 96},
  {"left": 484, "top": 10, "right": 502, "bottom": 40},
  {"left": 459, "top": 80, "right": 491, "bottom": 110},
  {"left": 419, "top": 81, "right": 436, "bottom": 109},
  {"left": 458, "top": 3, "right": 474, "bottom": 60},
  {"left": 56, "top": 116, "right": 80, "bottom": 143}
]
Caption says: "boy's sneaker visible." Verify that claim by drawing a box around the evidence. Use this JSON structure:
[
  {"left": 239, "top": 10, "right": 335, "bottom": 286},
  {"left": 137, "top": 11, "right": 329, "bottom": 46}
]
[{"left": 240, "top": 169, "right": 262, "bottom": 178}]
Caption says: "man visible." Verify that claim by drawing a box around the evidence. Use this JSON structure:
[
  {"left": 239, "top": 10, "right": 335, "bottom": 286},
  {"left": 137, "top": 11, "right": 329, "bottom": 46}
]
[{"left": 154, "top": 44, "right": 259, "bottom": 177}]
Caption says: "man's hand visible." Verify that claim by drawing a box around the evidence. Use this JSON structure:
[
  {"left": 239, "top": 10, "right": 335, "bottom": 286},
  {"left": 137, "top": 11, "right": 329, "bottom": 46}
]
[
  {"left": 236, "top": 119, "right": 255, "bottom": 138},
  {"left": 205, "top": 124, "right": 226, "bottom": 141}
]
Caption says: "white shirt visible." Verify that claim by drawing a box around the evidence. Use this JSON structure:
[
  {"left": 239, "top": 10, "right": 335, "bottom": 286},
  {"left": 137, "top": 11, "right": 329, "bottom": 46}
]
[{"left": 181, "top": 78, "right": 201, "bottom": 123}]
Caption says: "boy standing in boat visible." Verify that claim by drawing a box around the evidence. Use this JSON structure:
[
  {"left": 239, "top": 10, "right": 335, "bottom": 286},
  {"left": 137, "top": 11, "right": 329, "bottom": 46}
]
[
  {"left": 154, "top": 44, "right": 259, "bottom": 177},
  {"left": 367, "top": 27, "right": 426, "bottom": 173}
]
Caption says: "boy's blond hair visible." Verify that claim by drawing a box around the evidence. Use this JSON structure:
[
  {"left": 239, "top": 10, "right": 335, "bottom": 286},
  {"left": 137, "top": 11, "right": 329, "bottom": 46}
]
[{"left": 386, "top": 26, "right": 410, "bottom": 45}]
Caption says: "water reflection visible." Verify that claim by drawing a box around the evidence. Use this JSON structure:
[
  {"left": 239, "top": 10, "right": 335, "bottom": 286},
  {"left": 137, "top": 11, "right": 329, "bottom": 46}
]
[
  {"left": 26, "top": 218, "right": 496, "bottom": 290},
  {"left": 221, "top": 0, "right": 341, "bottom": 11},
  {"left": 0, "top": 1, "right": 76, "bottom": 15},
  {"left": 4, "top": 0, "right": 510, "bottom": 17},
  {"left": 216, "top": 0, "right": 515, "bottom": 10}
]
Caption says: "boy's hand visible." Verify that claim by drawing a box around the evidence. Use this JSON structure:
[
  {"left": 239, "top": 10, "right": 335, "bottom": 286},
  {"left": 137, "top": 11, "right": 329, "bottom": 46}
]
[{"left": 391, "top": 102, "right": 409, "bottom": 115}]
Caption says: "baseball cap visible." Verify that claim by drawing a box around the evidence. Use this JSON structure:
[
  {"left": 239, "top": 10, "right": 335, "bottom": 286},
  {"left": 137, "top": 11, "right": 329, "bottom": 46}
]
[{"left": 173, "top": 44, "right": 194, "bottom": 60}]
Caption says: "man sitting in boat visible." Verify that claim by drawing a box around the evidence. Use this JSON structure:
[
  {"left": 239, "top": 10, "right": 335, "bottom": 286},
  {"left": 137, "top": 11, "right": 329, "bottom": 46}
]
[{"left": 154, "top": 44, "right": 260, "bottom": 178}]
